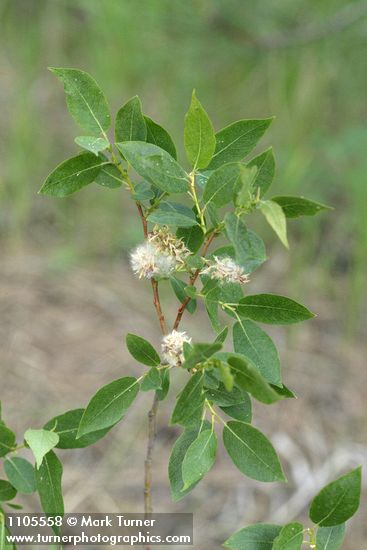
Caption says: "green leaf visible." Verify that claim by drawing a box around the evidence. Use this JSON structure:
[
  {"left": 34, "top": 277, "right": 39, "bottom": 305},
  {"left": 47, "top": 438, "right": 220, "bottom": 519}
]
[
  {"left": 77, "top": 377, "right": 139, "bottom": 437},
  {"left": 271, "top": 384, "right": 297, "bottom": 399},
  {"left": 95, "top": 163, "right": 124, "bottom": 189},
  {"left": 168, "top": 421, "right": 210, "bottom": 501},
  {"left": 176, "top": 225, "right": 204, "bottom": 253},
  {"left": 228, "top": 356, "right": 282, "bottom": 405},
  {"left": 184, "top": 90, "right": 216, "bottom": 169},
  {"left": 208, "top": 118, "right": 273, "bottom": 170},
  {"left": 224, "top": 213, "right": 266, "bottom": 273},
  {"left": 220, "top": 399, "right": 252, "bottom": 423},
  {"left": 0, "top": 480, "right": 16, "bottom": 502},
  {"left": 171, "top": 372, "right": 205, "bottom": 427},
  {"left": 170, "top": 277, "right": 196, "bottom": 314},
  {"left": 203, "top": 163, "right": 240, "bottom": 208},
  {"left": 182, "top": 429, "right": 217, "bottom": 490},
  {"left": 43, "top": 409, "right": 113, "bottom": 449},
  {"left": 140, "top": 367, "right": 162, "bottom": 391},
  {"left": 35, "top": 451, "right": 64, "bottom": 516},
  {"left": 309, "top": 466, "right": 362, "bottom": 527},
  {"left": 116, "top": 142, "right": 188, "bottom": 193},
  {"left": 184, "top": 285, "right": 197, "bottom": 299},
  {"left": 224, "top": 523, "right": 282, "bottom": 549},
  {"left": 131, "top": 181, "right": 155, "bottom": 200},
  {"left": 126, "top": 333, "right": 160, "bottom": 366},
  {"left": 259, "top": 200, "right": 288, "bottom": 248},
  {"left": 218, "top": 361, "right": 234, "bottom": 391},
  {"left": 215, "top": 326, "right": 229, "bottom": 345},
  {"left": 74, "top": 136, "right": 109, "bottom": 155},
  {"left": 156, "top": 368, "right": 170, "bottom": 401},
  {"left": 204, "top": 283, "right": 222, "bottom": 333},
  {"left": 236, "top": 294, "right": 315, "bottom": 324},
  {"left": 0, "top": 425, "right": 16, "bottom": 458},
  {"left": 4, "top": 457, "right": 36, "bottom": 494},
  {"left": 233, "top": 320, "right": 281, "bottom": 386},
  {"left": 247, "top": 147, "right": 275, "bottom": 197},
  {"left": 206, "top": 384, "right": 248, "bottom": 407},
  {"left": 182, "top": 343, "right": 222, "bottom": 370},
  {"left": 272, "top": 196, "right": 332, "bottom": 218},
  {"left": 115, "top": 96, "right": 147, "bottom": 142},
  {"left": 24, "top": 429, "right": 59, "bottom": 469},
  {"left": 50, "top": 67, "right": 111, "bottom": 134},
  {"left": 147, "top": 202, "right": 198, "bottom": 228},
  {"left": 39, "top": 153, "right": 105, "bottom": 197},
  {"left": 272, "top": 522, "right": 304, "bottom": 550},
  {"left": 145, "top": 116, "right": 177, "bottom": 160},
  {"left": 316, "top": 524, "right": 346, "bottom": 550},
  {"left": 223, "top": 420, "right": 285, "bottom": 482}
]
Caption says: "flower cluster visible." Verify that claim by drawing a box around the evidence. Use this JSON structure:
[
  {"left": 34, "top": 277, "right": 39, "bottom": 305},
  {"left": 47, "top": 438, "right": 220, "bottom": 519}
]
[
  {"left": 161, "top": 330, "right": 192, "bottom": 367},
  {"left": 130, "top": 228, "right": 190, "bottom": 280},
  {"left": 201, "top": 256, "right": 250, "bottom": 285}
]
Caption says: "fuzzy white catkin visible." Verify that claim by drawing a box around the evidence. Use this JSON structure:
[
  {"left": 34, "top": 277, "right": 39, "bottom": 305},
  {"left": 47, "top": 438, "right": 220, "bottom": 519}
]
[
  {"left": 161, "top": 330, "right": 192, "bottom": 367},
  {"left": 130, "top": 241, "right": 177, "bottom": 279},
  {"left": 201, "top": 256, "right": 250, "bottom": 285}
]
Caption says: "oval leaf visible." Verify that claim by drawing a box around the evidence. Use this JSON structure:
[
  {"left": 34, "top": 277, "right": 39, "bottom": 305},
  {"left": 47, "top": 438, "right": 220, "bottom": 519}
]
[
  {"left": 50, "top": 67, "right": 111, "bottom": 134},
  {"left": 4, "top": 457, "right": 36, "bottom": 494},
  {"left": 184, "top": 90, "right": 216, "bottom": 169},
  {"left": 115, "top": 96, "right": 147, "bottom": 142},
  {"left": 236, "top": 294, "right": 315, "bottom": 324},
  {"left": 116, "top": 141, "right": 188, "bottom": 193},
  {"left": 77, "top": 377, "right": 139, "bottom": 437},
  {"left": 208, "top": 118, "right": 273, "bottom": 170},
  {"left": 223, "top": 420, "right": 285, "bottom": 482},
  {"left": 309, "top": 467, "right": 362, "bottom": 527},
  {"left": 39, "top": 153, "right": 105, "bottom": 197},
  {"left": 126, "top": 333, "right": 160, "bottom": 366}
]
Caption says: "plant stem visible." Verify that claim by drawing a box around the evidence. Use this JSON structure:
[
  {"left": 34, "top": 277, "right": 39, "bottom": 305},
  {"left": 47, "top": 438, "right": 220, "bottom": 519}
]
[
  {"left": 144, "top": 391, "right": 160, "bottom": 517},
  {"left": 151, "top": 279, "right": 167, "bottom": 334}
]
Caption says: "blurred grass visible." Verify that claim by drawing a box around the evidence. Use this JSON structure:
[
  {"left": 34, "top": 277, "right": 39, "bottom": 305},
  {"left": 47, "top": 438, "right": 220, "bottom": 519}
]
[{"left": 0, "top": 0, "right": 366, "bottom": 331}]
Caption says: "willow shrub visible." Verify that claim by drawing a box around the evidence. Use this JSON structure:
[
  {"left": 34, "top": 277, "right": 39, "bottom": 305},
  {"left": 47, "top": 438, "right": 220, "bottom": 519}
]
[{"left": 0, "top": 68, "right": 361, "bottom": 548}]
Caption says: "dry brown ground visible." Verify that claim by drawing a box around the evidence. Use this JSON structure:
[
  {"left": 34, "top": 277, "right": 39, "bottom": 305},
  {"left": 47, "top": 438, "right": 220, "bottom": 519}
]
[{"left": 1, "top": 252, "right": 366, "bottom": 549}]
